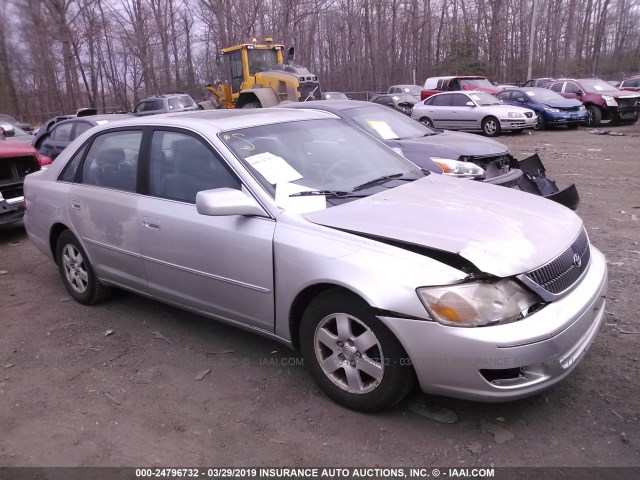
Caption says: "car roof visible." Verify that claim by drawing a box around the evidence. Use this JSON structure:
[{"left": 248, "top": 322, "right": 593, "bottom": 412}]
[
  {"left": 277, "top": 99, "right": 380, "bottom": 113},
  {"left": 56, "top": 114, "right": 133, "bottom": 126},
  {"left": 75, "top": 109, "right": 338, "bottom": 135}
]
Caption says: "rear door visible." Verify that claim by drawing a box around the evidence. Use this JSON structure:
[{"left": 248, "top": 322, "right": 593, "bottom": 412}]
[
  {"left": 449, "top": 93, "right": 478, "bottom": 129},
  {"left": 424, "top": 94, "right": 453, "bottom": 128},
  {"left": 137, "top": 128, "right": 276, "bottom": 331},
  {"left": 67, "top": 128, "right": 147, "bottom": 291}
]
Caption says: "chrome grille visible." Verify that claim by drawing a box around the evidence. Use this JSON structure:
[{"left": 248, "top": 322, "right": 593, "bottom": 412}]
[{"left": 525, "top": 229, "right": 590, "bottom": 296}]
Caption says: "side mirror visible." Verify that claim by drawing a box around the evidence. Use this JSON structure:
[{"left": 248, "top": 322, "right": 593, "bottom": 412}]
[
  {"left": 575, "top": 90, "right": 584, "bottom": 96},
  {"left": 1, "top": 124, "right": 16, "bottom": 137},
  {"left": 517, "top": 98, "right": 526, "bottom": 103},
  {"left": 196, "top": 188, "right": 267, "bottom": 217}
]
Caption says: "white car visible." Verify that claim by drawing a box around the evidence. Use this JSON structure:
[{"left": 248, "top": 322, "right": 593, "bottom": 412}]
[{"left": 412, "top": 91, "right": 537, "bottom": 136}]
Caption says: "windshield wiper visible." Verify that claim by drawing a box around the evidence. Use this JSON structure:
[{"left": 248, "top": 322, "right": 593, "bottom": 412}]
[
  {"left": 289, "top": 189, "right": 351, "bottom": 197},
  {"left": 351, "top": 173, "right": 413, "bottom": 192}
]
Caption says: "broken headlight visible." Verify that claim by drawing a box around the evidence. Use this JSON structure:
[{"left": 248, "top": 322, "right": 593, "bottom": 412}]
[
  {"left": 417, "top": 279, "right": 539, "bottom": 327},
  {"left": 431, "top": 157, "right": 485, "bottom": 179}
]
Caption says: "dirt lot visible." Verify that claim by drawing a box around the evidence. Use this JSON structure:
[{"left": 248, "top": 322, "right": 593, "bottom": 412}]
[{"left": 1, "top": 122, "right": 640, "bottom": 470}]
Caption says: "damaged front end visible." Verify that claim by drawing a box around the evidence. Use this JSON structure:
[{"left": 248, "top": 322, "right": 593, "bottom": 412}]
[
  {"left": 458, "top": 153, "right": 579, "bottom": 210},
  {"left": 514, "top": 154, "right": 580, "bottom": 210},
  {"left": 1, "top": 152, "right": 40, "bottom": 225}
]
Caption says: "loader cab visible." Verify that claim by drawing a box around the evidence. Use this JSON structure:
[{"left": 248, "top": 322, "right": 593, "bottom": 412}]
[{"left": 221, "top": 40, "right": 285, "bottom": 94}]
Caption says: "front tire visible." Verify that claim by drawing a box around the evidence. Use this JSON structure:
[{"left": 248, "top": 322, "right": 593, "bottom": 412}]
[
  {"left": 299, "top": 289, "right": 415, "bottom": 412},
  {"left": 482, "top": 116, "right": 501, "bottom": 137},
  {"left": 587, "top": 105, "right": 602, "bottom": 127},
  {"left": 56, "top": 230, "right": 111, "bottom": 305},
  {"left": 534, "top": 114, "right": 546, "bottom": 130}
]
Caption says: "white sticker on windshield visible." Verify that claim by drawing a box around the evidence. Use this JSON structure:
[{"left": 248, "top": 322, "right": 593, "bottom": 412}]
[
  {"left": 594, "top": 85, "right": 603, "bottom": 91},
  {"left": 470, "top": 94, "right": 481, "bottom": 100},
  {"left": 275, "top": 182, "right": 327, "bottom": 213},
  {"left": 526, "top": 91, "right": 536, "bottom": 96},
  {"left": 366, "top": 120, "right": 399, "bottom": 139},
  {"left": 95, "top": 120, "right": 109, "bottom": 125},
  {"left": 245, "top": 152, "right": 302, "bottom": 185}
]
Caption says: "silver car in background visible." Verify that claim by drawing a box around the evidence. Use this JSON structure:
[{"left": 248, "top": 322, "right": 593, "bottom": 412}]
[
  {"left": 24, "top": 110, "right": 606, "bottom": 412},
  {"left": 412, "top": 91, "right": 537, "bottom": 136}
]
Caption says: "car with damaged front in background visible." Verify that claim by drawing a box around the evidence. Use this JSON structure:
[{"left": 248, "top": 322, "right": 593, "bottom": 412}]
[{"left": 23, "top": 109, "right": 607, "bottom": 412}]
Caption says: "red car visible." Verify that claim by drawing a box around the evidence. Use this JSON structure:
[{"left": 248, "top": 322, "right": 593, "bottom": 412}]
[
  {"left": 547, "top": 78, "right": 640, "bottom": 126},
  {"left": 0, "top": 136, "right": 51, "bottom": 225}
]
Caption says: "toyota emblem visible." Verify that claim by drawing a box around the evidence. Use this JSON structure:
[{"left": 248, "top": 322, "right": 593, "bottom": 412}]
[{"left": 573, "top": 253, "right": 582, "bottom": 268}]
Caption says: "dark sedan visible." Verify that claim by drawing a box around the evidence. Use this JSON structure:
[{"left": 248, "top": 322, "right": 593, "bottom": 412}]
[
  {"left": 369, "top": 93, "right": 417, "bottom": 116},
  {"left": 495, "top": 87, "right": 588, "bottom": 130},
  {"left": 276, "top": 100, "right": 579, "bottom": 208},
  {"left": 35, "top": 114, "right": 132, "bottom": 161}
]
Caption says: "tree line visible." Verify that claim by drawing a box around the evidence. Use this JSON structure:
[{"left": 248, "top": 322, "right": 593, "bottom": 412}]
[{"left": 1, "top": 0, "right": 639, "bottom": 124}]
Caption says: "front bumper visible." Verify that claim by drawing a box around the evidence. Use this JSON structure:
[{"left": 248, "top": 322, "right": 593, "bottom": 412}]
[
  {"left": 380, "top": 246, "right": 607, "bottom": 402},
  {"left": 499, "top": 116, "right": 537, "bottom": 130},
  {"left": 545, "top": 110, "right": 588, "bottom": 126},
  {"left": 0, "top": 195, "right": 25, "bottom": 225}
]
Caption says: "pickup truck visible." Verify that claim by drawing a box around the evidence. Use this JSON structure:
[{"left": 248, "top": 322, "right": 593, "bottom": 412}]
[{"left": 420, "top": 76, "right": 502, "bottom": 101}]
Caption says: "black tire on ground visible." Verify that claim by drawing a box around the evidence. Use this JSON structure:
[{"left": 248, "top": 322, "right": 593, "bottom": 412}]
[
  {"left": 56, "top": 230, "right": 112, "bottom": 305},
  {"left": 419, "top": 117, "right": 434, "bottom": 128},
  {"left": 587, "top": 105, "right": 602, "bottom": 127},
  {"left": 482, "top": 116, "right": 501, "bottom": 137},
  {"left": 299, "top": 289, "right": 416, "bottom": 412},
  {"left": 534, "top": 114, "right": 546, "bottom": 131}
]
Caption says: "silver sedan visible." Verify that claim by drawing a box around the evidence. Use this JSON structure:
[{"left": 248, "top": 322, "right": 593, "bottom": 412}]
[
  {"left": 411, "top": 91, "right": 538, "bottom": 136},
  {"left": 24, "top": 109, "right": 606, "bottom": 412}
]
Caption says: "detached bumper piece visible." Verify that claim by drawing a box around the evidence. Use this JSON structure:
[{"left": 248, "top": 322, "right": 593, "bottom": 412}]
[{"left": 515, "top": 154, "right": 580, "bottom": 210}]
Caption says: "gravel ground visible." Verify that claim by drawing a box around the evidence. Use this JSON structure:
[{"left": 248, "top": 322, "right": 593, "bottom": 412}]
[{"left": 1, "top": 121, "right": 639, "bottom": 470}]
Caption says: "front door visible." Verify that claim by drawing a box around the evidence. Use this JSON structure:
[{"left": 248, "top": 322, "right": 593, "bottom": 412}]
[{"left": 138, "top": 129, "right": 276, "bottom": 331}]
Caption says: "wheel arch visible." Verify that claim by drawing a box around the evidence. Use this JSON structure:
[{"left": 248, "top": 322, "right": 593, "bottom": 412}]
[
  {"left": 49, "top": 222, "right": 71, "bottom": 263},
  {"left": 288, "top": 283, "right": 368, "bottom": 350}
]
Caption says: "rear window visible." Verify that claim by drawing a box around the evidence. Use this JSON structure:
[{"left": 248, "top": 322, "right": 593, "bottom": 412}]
[{"left": 168, "top": 95, "right": 196, "bottom": 110}]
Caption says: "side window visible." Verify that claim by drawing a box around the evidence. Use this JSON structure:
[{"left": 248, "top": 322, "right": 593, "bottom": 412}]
[
  {"left": 373, "top": 96, "right": 392, "bottom": 106},
  {"left": 149, "top": 130, "right": 240, "bottom": 203},
  {"left": 227, "top": 50, "right": 244, "bottom": 93},
  {"left": 451, "top": 93, "right": 470, "bottom": 106},
  {"left": 81, "top": 130, "right": 142, "bottom": 191},
  {"left": 59, "top": 143, "right": 88, "bottom": 182},
  {"left": 52, "top": 123, "right": 73, "bottom": 141},
  {"left": 73, "top": 122, "right": 93, "bottom": 139},
  {"left": 134, "top": 102, "right": 147, "bottom": 113},
  {"left": 512, "top": 92, "right": 526, "bottom": 102},
  {"left": 550, "top": 83, "right": 563, "bottom": 92},
  {"left": 431, "top": 94, "right": 451, "bottom": 106},
  {"left": 567, "top": 82, "right": 581, "bottom": 94}
]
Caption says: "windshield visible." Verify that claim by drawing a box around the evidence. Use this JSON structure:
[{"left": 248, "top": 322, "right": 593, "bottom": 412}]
[
  {"left": 247, "top": 49, "right": 280, "bottom": 74},
  {"left": 524, "top": 89, "right": 564, "bottom": 101},
  {"left": 468, "top": 92, "right": 501, "bottom": 106},
  {"left": 220, "top": 119, "right": 423, "bottom": 205},
  {"left": 400, "top": 86, "right": 421, "bottom": 97},
  {"left": 580, "top": 79, "right": 620, "bottom": 93},
  {"left": 346, "top": 105, "right": 436, "bottom": 140},
  {"left": 460, "top": 78, "right": 494, "bottom": 89},
  {"left": 391, "top": 94, "right": 418, "bottom": 104}
]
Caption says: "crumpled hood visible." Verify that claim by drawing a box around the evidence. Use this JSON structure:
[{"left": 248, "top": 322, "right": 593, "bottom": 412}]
[
  {"left": 394, "top": 130, "right": 508, "bottom": 158},
  {"left": 538, "top": 98, "right": 582, "bottom": 109},
  {"left": 304, "top": 175, "right": 583, "bottom": 277}
]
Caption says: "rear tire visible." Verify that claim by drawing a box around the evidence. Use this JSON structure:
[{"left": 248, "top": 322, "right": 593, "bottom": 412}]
[
  {"left": 419, "top": 117, "right": 434, "bottom": 128},
  {"left": 587, "top": 105, "right": 602, "bottom": 127},
  {"left": 482, "top": 116, "right": 501, "bottom": 137},
  {"left": 56, "top": 230, "right": 112, "bottom": 305},
  {"left": 299, "top": 289, "right": 415, "bottom": 412}
]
